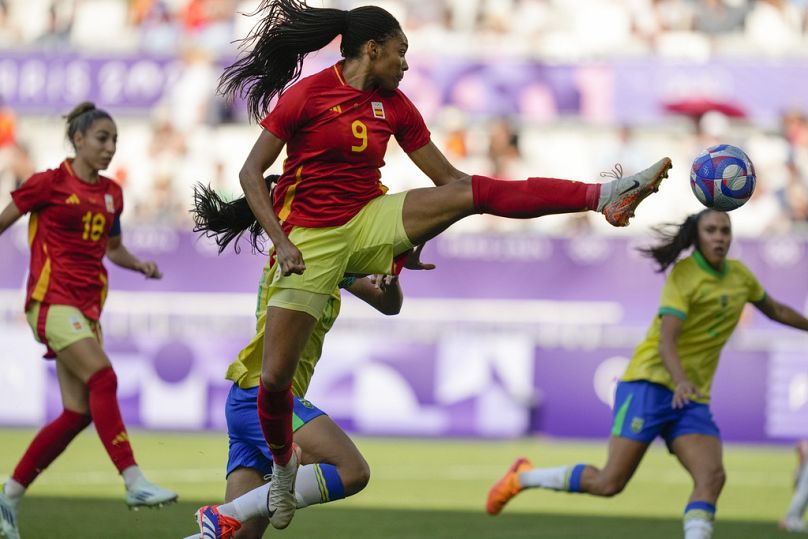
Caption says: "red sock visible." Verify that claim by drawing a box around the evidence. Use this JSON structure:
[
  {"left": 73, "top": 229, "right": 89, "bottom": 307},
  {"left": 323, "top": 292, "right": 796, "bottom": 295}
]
[
  {"left": 471, "top": 175, "right": 601, "bottom": 217},
  {"left": 87, "top": 367, "right": 137, "bottom": 473},
  {"left": 11, "top": 409, "right": 91, "bottom": 487},
  {"left": 257, "top": 380, "right": 294, "bottom": 465}
]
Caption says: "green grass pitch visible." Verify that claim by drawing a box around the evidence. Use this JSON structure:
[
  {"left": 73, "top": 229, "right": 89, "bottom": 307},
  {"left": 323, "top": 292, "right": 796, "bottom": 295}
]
[{"left": 0, "top": 429, "right": 799, "bottom": 538}]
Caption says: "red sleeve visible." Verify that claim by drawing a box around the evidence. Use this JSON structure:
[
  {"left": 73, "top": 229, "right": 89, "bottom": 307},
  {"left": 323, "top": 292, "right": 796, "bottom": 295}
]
[
  {"left": 259, "top": 84, "right": 309, "bottom": 142},
  {"left": 11, "top": 171, "right": 52, "bottom": 214},
  {"left": 394, "top": 92, "right": 431, "bottom": 153}
]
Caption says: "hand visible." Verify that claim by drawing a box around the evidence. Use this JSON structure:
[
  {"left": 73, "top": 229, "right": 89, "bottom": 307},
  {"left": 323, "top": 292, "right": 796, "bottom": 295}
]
[
  {"left": 137, "top": 261, "right": 162, "bottom": 279},
  {"left": 370, "top": 274, "right": 398, "bottom": 290},
  {"left": 672, "top": 379, "right": 703, "bottom": 409},
  {"left": 405, "top": 243, "right": 436, "bottom": 271},
  {"left": 275, "top": 238, "right": 306, "bottom": 276}
]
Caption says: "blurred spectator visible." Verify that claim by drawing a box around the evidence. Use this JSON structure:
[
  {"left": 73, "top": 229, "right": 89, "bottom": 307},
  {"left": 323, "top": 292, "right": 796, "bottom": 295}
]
[
  {"left": 182, "top": 0, "right": 237, "bottom": 58},
  {"left": 130, "top": 0, "right": 181, "bottom": 55},
  {"left": 781, "top": 109, "right": 808, "bottom": 230},
  {"left": 692, "top": 0, "right": 748, "bottom": 35},
  {"left": 488, "top": 117, "right": 523, "bottom": 179},
  {"left": 0, "top": 104, "right": 16, "bottom": 149},
  {"left": 745, "top": 0, "right": 804, "bottom": 55},
  {"left": 161, "top": 47, "right": 220, "bottom": 133},
  {"left": 0, "top": 0, "right": 21, "bottom": 47},
  {"left": 33, "top": 1, "right": 73, "bottom": 50}
]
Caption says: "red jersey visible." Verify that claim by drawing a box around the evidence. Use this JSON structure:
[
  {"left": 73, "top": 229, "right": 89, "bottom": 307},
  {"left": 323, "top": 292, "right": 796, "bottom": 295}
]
[
  {"left": 11, "top": 159, "right": 124, "bottom": 321},
  {"left": 261, "top": 62, "right": 431, "bottom": 228}
]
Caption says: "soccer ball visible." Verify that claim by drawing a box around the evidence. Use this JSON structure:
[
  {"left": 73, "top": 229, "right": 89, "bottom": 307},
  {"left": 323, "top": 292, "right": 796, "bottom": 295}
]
[{"left": 690, "top": 144, "right": 756, "bottom": 211}]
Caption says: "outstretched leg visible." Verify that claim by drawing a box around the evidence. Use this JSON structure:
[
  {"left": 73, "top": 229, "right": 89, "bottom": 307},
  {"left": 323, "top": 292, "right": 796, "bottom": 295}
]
[
  {"left": 486, "top": 436, "right": 649, "bottom": 515},
  {"left": 402, "top": 158, "right": 672, "bottom": 245}
]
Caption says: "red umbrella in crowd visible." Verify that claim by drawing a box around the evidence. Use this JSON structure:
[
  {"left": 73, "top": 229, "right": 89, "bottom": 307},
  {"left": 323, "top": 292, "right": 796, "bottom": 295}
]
[{"left": 663, "top": 98, "right": 747, "bottom": 119}]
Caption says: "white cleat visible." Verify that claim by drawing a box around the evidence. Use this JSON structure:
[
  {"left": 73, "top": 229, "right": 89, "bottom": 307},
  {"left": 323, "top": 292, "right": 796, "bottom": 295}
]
[
  {"left": 0, "top": 490, "right": 20, "bottom": 539},
  {"left": 599, "top": 158, "right": 672, "bottom": 227},
  {"left": 125, "top": 477, "right": 178, "bottom": 510},
  {"left": 267, "top": 444, "right": 301, "bottom": 529},
  {"left": 780, "top": 516, "right": 808, "bottom": 533}
]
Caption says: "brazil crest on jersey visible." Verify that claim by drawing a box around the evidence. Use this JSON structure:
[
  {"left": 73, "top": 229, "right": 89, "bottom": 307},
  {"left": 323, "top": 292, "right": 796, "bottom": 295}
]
[
  {"left": 11, "top": 160, "right": 124, "bottom": 321},
  {"left": 261, "top": 62, "right": 431, "bottom": 228},
  {"left": 622, "top": 251, "right": 766, "bottom": 402}
]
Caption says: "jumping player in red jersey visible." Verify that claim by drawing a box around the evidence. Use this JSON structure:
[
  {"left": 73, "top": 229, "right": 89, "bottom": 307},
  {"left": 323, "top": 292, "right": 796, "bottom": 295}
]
[
  {"left": 0, "top": 102, "right": 177, "bottom": 539},
  {"left": 218, "top": 1, "right": 673, "bottom": 529}
]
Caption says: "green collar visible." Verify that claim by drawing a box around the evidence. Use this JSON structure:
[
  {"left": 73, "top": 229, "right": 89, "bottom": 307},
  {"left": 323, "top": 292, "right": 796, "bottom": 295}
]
[{"left": 693, "top": 250, "right": 727, "bottom": 278}]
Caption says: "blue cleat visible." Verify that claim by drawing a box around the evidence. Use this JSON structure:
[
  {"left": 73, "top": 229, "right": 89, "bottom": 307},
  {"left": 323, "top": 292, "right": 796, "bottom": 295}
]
[{"left": 195, "top": 505, "right": 241, "bottom": 539}]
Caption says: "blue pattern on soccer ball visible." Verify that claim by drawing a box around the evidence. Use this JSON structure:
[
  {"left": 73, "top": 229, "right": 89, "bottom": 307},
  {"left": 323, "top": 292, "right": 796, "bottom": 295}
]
[{"left": 689, "top": 144, "right": 756, "bottom": 211}]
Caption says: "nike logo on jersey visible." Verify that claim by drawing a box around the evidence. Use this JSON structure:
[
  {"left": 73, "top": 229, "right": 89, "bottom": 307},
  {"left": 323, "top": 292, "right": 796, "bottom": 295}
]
[
  {"left": 618, "top": 180, "right": 640, "bottom": 196},
  {"left": 65, "top": 194, "right": 80, "bottom": 204}
]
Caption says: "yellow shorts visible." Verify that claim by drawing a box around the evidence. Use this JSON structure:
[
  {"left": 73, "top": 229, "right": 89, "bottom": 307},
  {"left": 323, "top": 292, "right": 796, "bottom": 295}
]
[
  {"left": 25, "top": 302, "right": 102, "bottom": 356},
  {"left": 268, "top": 192, "right": 412, "bottom": 319}
]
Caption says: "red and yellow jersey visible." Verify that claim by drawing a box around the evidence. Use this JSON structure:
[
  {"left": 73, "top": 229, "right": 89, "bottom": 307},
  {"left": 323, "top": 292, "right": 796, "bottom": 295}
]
[
  {"left": 11, "top": 159, "right": 124, "bottom": 321},
  {"left": 261, "top": 62, "right": 431, "bottom": 228}
]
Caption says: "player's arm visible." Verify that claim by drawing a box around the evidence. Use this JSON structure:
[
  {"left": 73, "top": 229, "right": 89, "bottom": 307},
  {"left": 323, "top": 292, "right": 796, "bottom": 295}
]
[
  {"left": 106, "top": 232, "right": 162, "bottom": 279},
  {"left": 407, "top": 141, "right": 468, "bottom": 187},
  {"left": 0, "top": 201, "right": 22, "bottom": 235},
  {"left": 345, "top": 276, "right": 403, "bottom": 316},
  {"left": 240, "top": 129, "right": 304, "bottom": 276},
  {"left": 659, "top": 313, "right": 702, "bottom": 408},
  {"left": 753, "top": 295, "right": 808, "bottom": 331}
]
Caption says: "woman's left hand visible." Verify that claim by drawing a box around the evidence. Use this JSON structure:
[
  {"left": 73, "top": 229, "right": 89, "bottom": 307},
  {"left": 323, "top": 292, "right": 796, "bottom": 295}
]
[{"left": 405, "top": 243, "right": 436, "bottom": 271}]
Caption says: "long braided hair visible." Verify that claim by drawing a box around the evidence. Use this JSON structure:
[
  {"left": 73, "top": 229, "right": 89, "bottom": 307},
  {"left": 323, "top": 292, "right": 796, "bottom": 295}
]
[
  {"left": 192, "top": 175, "right": 279, "bottom": 254},
  {"left": 219, "top": 0, "right": 402, "bottom": 121},
  {"left": 638, "top": 209, "right": 724, "bottom": 272}
]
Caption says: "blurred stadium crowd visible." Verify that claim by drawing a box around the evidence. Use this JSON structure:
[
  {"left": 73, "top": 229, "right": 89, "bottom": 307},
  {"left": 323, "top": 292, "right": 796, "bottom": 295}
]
[{"left": 0, "top": 0, "right": 807, "bottom": 236}]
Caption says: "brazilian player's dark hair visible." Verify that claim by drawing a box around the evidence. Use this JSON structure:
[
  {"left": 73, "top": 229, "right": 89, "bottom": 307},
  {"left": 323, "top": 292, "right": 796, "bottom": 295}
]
[
  {"left": 638, "top": 209, "right": 725, "bottom": 272},
  {"left": 192, "top": 175, "right": 279, "bottom": 254},
  {"left": 64, "top": 102, "right": 113, "bottom": 151},
  {"left": 219, "top": 0, "right": 402, "bottom": 121}
]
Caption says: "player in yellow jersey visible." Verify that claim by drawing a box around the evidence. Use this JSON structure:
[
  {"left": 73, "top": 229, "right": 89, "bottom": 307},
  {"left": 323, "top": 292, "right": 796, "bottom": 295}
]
[
  {"left": 486, "top": 209, "right": 808, "bottom": 539},
  {"left": 187, "top": 178, "right": 431, "bottom": 539}
]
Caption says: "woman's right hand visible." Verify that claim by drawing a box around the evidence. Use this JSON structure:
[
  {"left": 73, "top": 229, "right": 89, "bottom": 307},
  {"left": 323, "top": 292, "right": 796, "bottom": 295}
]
[
  {"left": 672, "top": 379, "right": 703, "bottom": 409},
  {"left": 275, "top": 238, "right": 306, "bottom": 276}
]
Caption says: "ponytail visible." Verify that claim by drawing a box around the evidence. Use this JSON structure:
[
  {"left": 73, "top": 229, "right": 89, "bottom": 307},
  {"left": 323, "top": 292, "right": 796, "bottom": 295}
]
[
  {"left": 220, "top": 0, "right": 402, "bottom": 121},
  {"left": 638, "top": 209, "right": 715, "bottom": 272},
  {"left": 192, "top": 176, "right": 279, "bottom": 254}
]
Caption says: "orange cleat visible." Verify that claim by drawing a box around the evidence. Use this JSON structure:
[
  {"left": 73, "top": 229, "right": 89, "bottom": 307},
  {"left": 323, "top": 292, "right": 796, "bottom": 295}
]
[
  {"left": 196, "top": 504, "right": 242, "bottom": 539},
  {"left": 486, "top": 457, "right": 534, "bottom": 516},
  {"left": 600, "top": 157, "right": 672, "bottom": 227}
]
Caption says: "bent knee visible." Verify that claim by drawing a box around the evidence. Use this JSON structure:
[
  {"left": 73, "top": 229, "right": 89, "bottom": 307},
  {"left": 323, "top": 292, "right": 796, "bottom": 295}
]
[
  {"left": 341, "top": 460, "right": 371, "bottom": 496},
  {"left": 591, "top": 477, "right": 628, "bottom": 497}
]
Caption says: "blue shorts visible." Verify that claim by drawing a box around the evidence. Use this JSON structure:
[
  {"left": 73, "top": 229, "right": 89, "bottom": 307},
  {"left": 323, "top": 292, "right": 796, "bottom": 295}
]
[
  {"left": 611, "top": 380, "right": 720, "bottom": 451},
  {"left": 225, "top": 384, "right": 326, "bottom": 478}
]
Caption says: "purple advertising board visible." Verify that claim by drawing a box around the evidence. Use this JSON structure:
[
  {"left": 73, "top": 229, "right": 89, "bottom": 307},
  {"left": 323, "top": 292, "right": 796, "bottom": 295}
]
[
  {"left": 0, "top": 228, "right": 806, "bottom": 442},
  {"left": 2, "top": 52, "right": 807, "bottom": 125}
]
